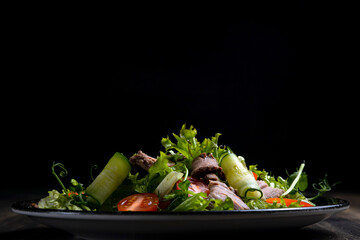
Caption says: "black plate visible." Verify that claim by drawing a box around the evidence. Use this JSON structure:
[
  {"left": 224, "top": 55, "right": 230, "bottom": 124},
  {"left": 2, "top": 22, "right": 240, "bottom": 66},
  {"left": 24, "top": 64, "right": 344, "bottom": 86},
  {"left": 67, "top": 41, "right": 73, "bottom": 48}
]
[{"left": 12, "top": 198, "right": 349, "bottom": 240}]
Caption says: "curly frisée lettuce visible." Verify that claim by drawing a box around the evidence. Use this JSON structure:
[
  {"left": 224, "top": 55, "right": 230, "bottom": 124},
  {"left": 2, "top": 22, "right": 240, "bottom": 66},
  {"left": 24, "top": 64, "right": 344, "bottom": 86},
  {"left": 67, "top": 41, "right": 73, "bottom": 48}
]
[
  {"left": 38, "top": 162, "right": 94, "bottom": 211},
  {"left": 245, "top": 198, "right": 310, "bottom": 209},
  {"left": 161, "top": 124, "right": 227, "bottom": 168},
  {"left": 38, "top": 190, "right": 83, "bottom": 211},
  {"left": 249, "top": 165, "right": 288, "bottom": 191},
  {"left": 171, "top": 192, "right": 234, "bottom": 211},
  {"left": 248, "top": 162, "right": 335, "bottom": 208},
  {"left": 163, "top": 179, "right": 234, "bottom": 211},
  {"left": 249, "top": 163, "right": 308, "bottom": 196},
  {"left": 249, "top": 163, "right": 308, "bottom": 201}
]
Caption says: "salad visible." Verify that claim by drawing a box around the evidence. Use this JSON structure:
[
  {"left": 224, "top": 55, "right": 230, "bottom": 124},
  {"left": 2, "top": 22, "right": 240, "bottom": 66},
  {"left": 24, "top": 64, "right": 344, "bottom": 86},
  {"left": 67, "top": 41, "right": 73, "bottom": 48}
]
[{"left": 38, "top": 124, "right": 337, "bottom": 212}]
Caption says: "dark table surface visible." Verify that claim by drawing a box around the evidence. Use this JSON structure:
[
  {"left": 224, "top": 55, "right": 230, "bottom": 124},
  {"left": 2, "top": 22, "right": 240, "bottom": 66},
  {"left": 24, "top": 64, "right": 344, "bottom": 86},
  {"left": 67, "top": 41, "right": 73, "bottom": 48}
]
[{"left": 1, "top": 188, "right": 359, "bottom": 240}]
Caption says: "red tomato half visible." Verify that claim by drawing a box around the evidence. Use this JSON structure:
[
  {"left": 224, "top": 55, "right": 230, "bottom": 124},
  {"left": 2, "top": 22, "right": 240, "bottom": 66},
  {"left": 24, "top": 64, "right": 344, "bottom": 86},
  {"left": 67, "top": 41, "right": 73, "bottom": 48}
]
[
  {"left": 176, "top": 177, "right": 210, "bottom": 196},
  {"left": 117, "top": 193, "right": 159, "bottom": 212},
  {"left": 252, "top": 172, "right": 258, "bottom": 180}
]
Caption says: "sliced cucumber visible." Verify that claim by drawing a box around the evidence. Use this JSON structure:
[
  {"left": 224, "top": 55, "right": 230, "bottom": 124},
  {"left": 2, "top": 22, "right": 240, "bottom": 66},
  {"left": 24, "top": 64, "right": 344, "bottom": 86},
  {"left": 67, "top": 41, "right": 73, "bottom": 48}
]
[
  {"left": 154, "top": 171, "right": 183, "bottom": 199},
  {"left": 221, "top": 153, "right": 262, "bottom": 200},
  {"left": 86, "top": 152, "right": 131, "bottom": 206}
]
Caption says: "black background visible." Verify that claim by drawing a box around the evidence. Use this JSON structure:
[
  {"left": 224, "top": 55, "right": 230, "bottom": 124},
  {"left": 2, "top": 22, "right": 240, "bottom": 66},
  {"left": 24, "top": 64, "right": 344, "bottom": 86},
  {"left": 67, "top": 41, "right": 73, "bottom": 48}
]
[{"left": 4, "top": 11, "right": 357, "bottom": 194}]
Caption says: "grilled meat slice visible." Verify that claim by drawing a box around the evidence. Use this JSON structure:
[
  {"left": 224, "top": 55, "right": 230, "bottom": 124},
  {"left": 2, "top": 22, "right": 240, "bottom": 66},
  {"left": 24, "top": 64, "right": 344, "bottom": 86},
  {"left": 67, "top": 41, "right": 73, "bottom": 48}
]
[
  {"left": 257, "top": 180, "right": 284, "bottom": 199},
  {"left": 190, "top": 153, "right": 223, "bottom": 179},
  {"left": 129, "top": 150, "right": 157, "bottom": 171},
  {"left": 208, "top": 180, "right": 249, "bottom": 210}
]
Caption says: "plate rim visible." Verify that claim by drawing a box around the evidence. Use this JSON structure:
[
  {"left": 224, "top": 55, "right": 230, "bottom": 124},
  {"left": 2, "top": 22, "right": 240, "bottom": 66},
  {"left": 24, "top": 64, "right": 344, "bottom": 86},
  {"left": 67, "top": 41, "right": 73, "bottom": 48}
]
[{"left": 11, "top": 197, "right": 350, "bottom": 219}]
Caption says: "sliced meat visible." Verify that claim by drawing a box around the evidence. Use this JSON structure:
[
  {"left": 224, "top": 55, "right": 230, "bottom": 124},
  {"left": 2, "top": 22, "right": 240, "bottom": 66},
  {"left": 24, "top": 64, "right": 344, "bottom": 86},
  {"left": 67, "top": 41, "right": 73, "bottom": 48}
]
[
  {"left": 129, "top": 150, "right": 157, "bottom": 171},
  {"left": 262, "top": 187, "right": 284, "bottom": 199},
  {"left": 190, "top": 153, "right": 223, "bottom": 179},
  {"left": 257, "top": 180, "right": 268, "bottom": 189},
  {"left": 187, "top": 177, "right": 210, "bottom": 196},
  {"left": 257, "top": 180, "right": 284, "bottom": 199},
  {"left": 203, "top": 173, "right": 220, "bottom": 183},
  {"left": 208, "top": 180, "right": 249, "bottom": 210}
]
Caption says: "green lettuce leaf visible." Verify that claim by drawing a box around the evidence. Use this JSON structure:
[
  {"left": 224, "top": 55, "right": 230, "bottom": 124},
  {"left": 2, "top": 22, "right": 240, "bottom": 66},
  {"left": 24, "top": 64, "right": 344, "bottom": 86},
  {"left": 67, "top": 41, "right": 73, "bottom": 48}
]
[
  {"left": 163, "top": 180, "right": 192, "bottom": 210},
  {"left": 249, "top": 164, "right": 309, "bottom": 201},
  {"left": 288, "top": 170, "right": 308, "bottom": 192},
  {"left": 249, "top": 165, "right": 288, "bottom": 190},
  {"left": 245, "top": 198, "right": 304, "bottom": 209},
  {"left": 209, "top": 197, "right": 234, "bottom": 211},
  {"left": 161, "top": 124, "right": 226, "bottom": 168},
  {"left": 172, "top": 192, "right": 211, "bottom": 211},
  {"left": 128, "top": 151, "right": 173, "bottom": 193},
  {"left": 165, "top": 181, "right": 234, "bottom": 211},
  {"left": 38, "top": 190, "right": 83, "bottom": 211}
]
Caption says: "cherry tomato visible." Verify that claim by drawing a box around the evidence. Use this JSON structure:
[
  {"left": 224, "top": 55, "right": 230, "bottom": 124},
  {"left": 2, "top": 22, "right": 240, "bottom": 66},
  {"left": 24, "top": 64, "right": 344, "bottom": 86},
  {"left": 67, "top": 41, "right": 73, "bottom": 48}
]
[{"left": 117, "top": 193, "right": 159, "bottom": 212}]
